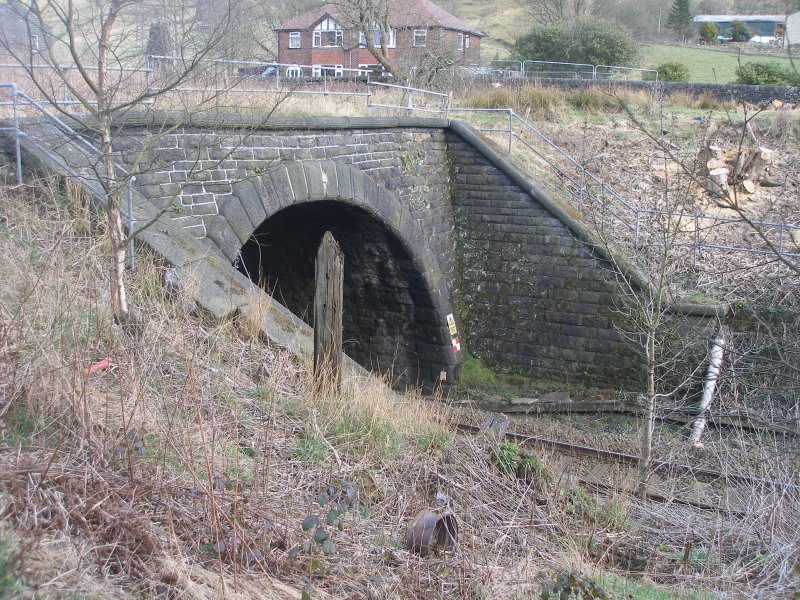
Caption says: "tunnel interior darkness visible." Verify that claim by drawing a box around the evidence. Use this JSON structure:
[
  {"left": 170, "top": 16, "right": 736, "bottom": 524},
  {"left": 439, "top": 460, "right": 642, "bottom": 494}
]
[{"left": 237, "top": 201, "right": 446, "bottom": 389}]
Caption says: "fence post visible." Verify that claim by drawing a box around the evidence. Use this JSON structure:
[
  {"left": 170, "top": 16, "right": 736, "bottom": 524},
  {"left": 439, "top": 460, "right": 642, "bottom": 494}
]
[
  {"left": 314, "top": 231, "right": 344, "bottom": 393},
  {"left": 634, "top": 211, "right": 641, "bottom": 247},
  {"left": 508, "top": 110, "right": 513, "bottom": 153},
  {"left": 127, "top": 176, "right": 136, "bottom": 271},
  {"left": 693, "top": 211, "right": 700, "bottom": 268},
  {"left": 779, "top": 225, "right": 784, "bottom": 257},
  {"left": 145, "top": 56, "right": 151, "bottom": 92},
  {"left": 11, "top": 84, "right": 22, "bottom": 184}
]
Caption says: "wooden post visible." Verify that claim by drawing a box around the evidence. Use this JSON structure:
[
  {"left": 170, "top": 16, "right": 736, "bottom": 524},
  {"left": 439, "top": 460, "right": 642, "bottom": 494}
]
[{"left": 313, "top": 231, "right": 344, "bottom": 392}]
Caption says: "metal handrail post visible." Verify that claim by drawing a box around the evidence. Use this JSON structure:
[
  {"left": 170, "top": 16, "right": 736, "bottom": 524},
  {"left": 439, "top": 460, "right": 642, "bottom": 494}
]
[
  {"left": 508, "top": 110, "right": 513, "bottom": 153},
  {"left": 127, "top": 175, "right": 136, "bottom": 271},
  {"left": 11, "top": 83, "right": 22, "bottom": 184},
  {"left": 635, "top": 211, "right": 641, "bottom": 246},
  {"left": 779, "top": 225, "right": 784, "bottom": 257},
  {"left": 579, "top": 171, "right": 586, "bottom": 212},
  {"left": 694, "top": 211, "right": 701, "bottom": 268}
]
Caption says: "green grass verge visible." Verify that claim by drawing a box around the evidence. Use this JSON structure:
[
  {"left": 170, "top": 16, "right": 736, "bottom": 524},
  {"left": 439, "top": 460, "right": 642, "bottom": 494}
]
[{"left": 639, "top": 44, "right": 796, "bottom": 83}]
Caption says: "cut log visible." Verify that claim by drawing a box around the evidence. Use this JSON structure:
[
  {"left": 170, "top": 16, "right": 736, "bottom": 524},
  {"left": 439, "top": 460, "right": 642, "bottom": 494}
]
[
  {"left": 739, "top": 179, "right": 756, "bottom": 194},
  {"left": 760, "top": 176, "right": 786, "bottom": 188},
  {"left": 706, "top": 158, "right": 726, "bottom": 171},
  {"left": 706, "top": 167, "right": 730, "bottom": 196},
  {"left": 741, "top": 147, "right": 773, "bottom": 183},
  {"left": 690, "top": 328, "right": 728, "bottom": 448},
  {"left": 732, "top": 149, "right": 751, "bottom": 179},
  {"left": 697, "top": 145, "right": 723, "bottom": 175}
]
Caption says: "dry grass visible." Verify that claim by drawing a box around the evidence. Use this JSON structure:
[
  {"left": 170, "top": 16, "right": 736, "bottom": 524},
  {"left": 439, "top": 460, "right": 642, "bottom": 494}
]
[{"left": 1, "top": 135, "right": 798, "bottom": 598}]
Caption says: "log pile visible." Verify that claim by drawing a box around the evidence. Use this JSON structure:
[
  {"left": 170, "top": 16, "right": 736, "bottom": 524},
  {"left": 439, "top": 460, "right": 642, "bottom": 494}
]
[{"left": 697, "top": 145, "right": 781, "bottom": 203}]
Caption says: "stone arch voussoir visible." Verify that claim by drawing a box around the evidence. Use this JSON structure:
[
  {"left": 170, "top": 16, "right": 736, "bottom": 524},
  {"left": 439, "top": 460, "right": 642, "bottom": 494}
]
[{"left": 212, "top": 159, "right": 457, "bottom": 380}]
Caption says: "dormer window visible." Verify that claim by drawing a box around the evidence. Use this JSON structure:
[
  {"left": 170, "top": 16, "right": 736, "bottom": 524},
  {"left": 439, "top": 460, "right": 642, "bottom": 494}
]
[
  {"left": 359, "top": 27, "right": 396, "bottom": 48},
  {"left": 313, "top": 17, "right": 343, "bottom": 47}
]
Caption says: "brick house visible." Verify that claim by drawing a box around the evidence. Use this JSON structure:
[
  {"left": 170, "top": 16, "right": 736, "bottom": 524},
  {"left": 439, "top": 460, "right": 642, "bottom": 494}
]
[
  {"left": 0, "top": 0, "right": 51, "bottom": 63},
  {"left": 274, "top": 0, "right": 483, "bottom": 76}
]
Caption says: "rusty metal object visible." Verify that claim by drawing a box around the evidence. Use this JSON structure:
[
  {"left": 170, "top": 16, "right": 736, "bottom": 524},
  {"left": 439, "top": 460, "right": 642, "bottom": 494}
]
[{"left": 405, "top": 510, "right": 458, "bottom": 556}]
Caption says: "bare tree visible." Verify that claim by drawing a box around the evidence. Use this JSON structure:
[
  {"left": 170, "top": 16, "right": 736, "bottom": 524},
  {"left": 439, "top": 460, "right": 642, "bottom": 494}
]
[
  {"left": 333, "top": 0, "right": 404, "bottom": 78},
  {"left": 515, "top": 0, "right": 609, "bottom": 27},
  {"left": 3, "top": 0, "right": 264, "bottom": 325}
]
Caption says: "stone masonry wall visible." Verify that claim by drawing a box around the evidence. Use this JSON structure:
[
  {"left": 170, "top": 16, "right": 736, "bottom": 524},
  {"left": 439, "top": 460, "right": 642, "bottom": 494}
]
[
  {"left": 447, "top": 129, "right": 645, "bottom": 387},
  {"left": 529, "top": 78, "right": 800, "bottom": 104},
  {"left": 109, "top": 116, "right": 648, "bottom": 388},
  {"left": 114, "top": 122, "right": 456, "bottom": 280}
]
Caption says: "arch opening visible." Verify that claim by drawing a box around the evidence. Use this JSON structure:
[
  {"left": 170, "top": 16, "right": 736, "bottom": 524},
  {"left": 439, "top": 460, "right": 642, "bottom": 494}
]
[{"left": 237, "top": 201, "right": 447, "bottom": 389}]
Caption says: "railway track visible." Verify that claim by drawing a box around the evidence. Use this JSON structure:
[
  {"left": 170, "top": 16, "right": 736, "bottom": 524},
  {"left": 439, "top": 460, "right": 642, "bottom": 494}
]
[{"left": 456, "top": 421, "right": 797, "bottom": 515}]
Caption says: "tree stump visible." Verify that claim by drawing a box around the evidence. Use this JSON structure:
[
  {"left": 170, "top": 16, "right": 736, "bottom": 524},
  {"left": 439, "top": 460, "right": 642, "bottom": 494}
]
[{"left": 313, "top": 231, "right": 344, "bottom": 392}]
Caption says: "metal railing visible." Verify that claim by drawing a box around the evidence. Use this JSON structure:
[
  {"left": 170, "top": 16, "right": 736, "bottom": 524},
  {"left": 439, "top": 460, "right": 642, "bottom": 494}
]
[
  {"left": 368, "top": 85, "right": 799, "bottom": 264},
  {"left": 0, "top": 83, "right": 141, "bottom": 265},
  {"left": 367, "top": 80, "right": 451, "bottom": 114},
  {"left": 522, "top": 60, "right": 658, "bottom": 82},
  {"left": 146, "top": 57, "right": 373, "bottom": 97}
]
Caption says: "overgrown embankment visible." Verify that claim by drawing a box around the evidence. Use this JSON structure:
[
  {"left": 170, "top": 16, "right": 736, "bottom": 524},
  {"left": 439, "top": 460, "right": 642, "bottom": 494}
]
[{"left": 0, "top": 173, "right": 797, "bottom": 598}]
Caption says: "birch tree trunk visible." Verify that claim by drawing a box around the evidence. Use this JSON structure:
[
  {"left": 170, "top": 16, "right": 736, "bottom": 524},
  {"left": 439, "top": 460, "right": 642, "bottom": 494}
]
[{"left": 98, "top": 0, "right": 129, "bottom": 324}]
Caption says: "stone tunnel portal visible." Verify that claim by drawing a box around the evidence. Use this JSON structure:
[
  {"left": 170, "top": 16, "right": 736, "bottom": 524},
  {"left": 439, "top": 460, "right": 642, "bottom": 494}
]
[{"left": 237, "top": 201, "right": 449, "bottom": 390}]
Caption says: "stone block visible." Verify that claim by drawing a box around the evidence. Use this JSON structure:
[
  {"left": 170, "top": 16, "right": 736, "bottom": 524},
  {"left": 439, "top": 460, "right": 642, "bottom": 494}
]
[
  {"left": 218, "top": 194, "right": 255, "bottom": 244},
  {"left": 205, "top": 218, "right": 242, "bottom": 262},
  {"left": 285, "top": 162, "right": 308, "bottom": 202},
  {"left": 334, "top": 162, "right": 354, "bottom": 200}
]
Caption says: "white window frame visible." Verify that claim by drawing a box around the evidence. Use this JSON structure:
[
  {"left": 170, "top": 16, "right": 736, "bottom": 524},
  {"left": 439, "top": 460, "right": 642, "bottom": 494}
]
[
  {"left": 359, "top": 63, "right": 391, "bottom": 77},
  {"left": 413, "top": 29, "right": 427, "bottom": 47},
  {"left": 458, "top": 33, "right": 470, "bottom": 50},
  {"left": 312, "top": 64, "right": 343, "bottom": 77},
  {"left": 285, "top": 65, "right": 303, "bottom": 77},
  {"left": 312, "top": 17, "right": 343, "bottom": 48},
  {"left": 288, "top": 31, "right": 301, "bottom": 49},
  {"left": 359, "top": 27, "right": 396, "bottom": 48}
]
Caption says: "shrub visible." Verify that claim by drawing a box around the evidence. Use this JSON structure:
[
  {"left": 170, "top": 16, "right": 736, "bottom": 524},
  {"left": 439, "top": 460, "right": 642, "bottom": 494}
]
[
  {"left": 513, "top": 19, "right": 638, "bottom": 67},
  {"left": 644, "top": 61, "right": 691, "bottom": 82},
  {"left": 730, "top": 21, "right": 751, "bottom": 42},
  {"left": 699, "top": 21, "right": 719, "bottom": 44},
  {"left": 736, "top": 62, "right": 798, "bottom": 86}
]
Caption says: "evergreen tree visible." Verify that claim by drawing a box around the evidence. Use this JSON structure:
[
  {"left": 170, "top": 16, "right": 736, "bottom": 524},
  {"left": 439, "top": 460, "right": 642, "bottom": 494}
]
[{"left": 666, "top": 0, "right": 693, "bottom": 42}]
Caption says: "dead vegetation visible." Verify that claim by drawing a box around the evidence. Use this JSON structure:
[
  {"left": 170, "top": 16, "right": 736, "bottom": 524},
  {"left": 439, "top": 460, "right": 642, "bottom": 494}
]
[{"left": 0, "top": 162, "right": 798, "bottom": 599}]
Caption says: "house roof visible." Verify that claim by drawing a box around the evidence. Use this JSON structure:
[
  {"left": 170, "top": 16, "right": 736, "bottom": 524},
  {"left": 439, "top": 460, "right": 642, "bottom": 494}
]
[
  {"left": 275, "top": 0, "right": 483, "bottom": 36},
  {"left": 692, "top": 14, "right": 787, "bottom": 24}
]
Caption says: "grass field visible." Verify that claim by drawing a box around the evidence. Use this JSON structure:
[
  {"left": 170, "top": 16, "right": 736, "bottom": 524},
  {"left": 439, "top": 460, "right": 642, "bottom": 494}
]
[{"left": 639, "top": 44, "right": 797, "bottom": 83}]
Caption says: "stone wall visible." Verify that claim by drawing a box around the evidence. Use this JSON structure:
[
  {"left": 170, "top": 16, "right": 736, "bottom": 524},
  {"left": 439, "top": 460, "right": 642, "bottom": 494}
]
[
  {"left": 530, "top": 78, "right": 800, "bottom": 104},
  {"left": 115, "top": 118, "right": 455, "bottom": 278},
  {"left": 447, "top": 123, "right": 645, "bottom": 387},
  {"left": 109, "top": 115, "right": 650, "bottom": 388}
]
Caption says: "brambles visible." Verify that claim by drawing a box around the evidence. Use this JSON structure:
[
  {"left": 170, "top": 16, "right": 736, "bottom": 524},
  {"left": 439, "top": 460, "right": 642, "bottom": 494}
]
[
  {"left": 540, "top": 572, "right": 608, "bottom": 600},
  {"left": 648, "top": 61, "right": 691, "bottom": 82},
  {"left": 489, "top": 441, "right": 551, "bottom": 485},
  {"left": 289, "top": 484, "right": 355, "bottom": 599},
  {"left": 513, "top": 20, "right": 638, "bottom": 67},
  {"left": 736, "top": 62, "right": 799, "bottom": 86}
]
